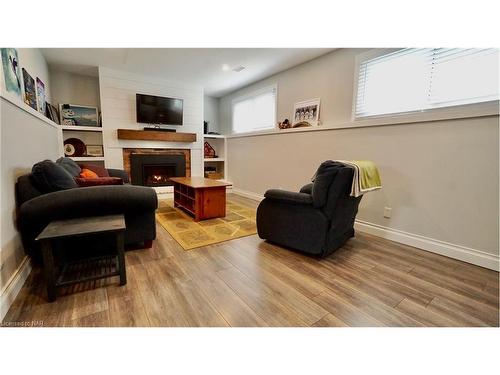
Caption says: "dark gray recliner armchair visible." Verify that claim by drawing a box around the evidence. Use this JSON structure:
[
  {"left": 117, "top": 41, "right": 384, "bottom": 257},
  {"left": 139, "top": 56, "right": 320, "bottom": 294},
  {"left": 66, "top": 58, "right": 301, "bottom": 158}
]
[{"left": 256, "top": 161, "right": 362, "bottom": 257}]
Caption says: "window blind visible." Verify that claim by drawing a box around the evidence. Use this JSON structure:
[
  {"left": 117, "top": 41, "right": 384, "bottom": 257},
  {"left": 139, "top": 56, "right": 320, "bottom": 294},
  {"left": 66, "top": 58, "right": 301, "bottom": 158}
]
[
  {"left": 355, "top": 48, "right": 499, "bottom": 118},
  {"left": 232, "top": 86, "right": 276, "bottom": 133}
]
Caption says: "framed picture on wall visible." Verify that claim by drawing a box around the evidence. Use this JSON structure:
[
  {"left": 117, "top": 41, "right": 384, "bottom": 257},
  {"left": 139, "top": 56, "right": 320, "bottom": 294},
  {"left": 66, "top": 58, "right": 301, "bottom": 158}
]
[
  {"left": 36, "top": 77, "right": 46, "bottom": 114},
  {"left": 59, "top": 103, "right": 99, "bottom": 127},
  {"left": 22, "top": 68, "right": 37, "bottom": 110},
  {"left": 292, "top": 98, "right": 321, "bottom": 127},
  {"left": 46, "top": 103, "right": 60, "bottom": 124},
  {"left": 0, "top": 48, "right": 22, "bottom": 98}
]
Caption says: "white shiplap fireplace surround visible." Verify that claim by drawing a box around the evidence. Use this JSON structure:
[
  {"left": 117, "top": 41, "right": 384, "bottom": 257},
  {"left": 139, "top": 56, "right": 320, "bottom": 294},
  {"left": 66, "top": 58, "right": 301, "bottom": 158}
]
[{"left": 98, "top": 67, "right": 204, "bottom": 194}]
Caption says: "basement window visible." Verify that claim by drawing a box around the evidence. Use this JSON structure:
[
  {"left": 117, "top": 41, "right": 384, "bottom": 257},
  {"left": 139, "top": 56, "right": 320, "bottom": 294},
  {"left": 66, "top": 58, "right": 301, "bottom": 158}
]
[
  {"left": 354, "top": 48, "right": 499, "bottom": 119},
  {"left": 232, "top": 85, "right": 277, "bottom": 133}
]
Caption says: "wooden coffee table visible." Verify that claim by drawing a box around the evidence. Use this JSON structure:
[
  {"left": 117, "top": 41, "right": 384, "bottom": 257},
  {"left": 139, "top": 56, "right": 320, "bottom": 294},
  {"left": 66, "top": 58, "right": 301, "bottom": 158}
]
[{"left": 170, "top": 177, "right": 232, "bottom": 221}]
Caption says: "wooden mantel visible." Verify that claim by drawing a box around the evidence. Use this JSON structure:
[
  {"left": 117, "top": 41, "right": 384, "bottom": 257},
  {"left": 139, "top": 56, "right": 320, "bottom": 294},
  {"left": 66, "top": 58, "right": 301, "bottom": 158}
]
[{"left": 117, "top": 129, "right": 197, "bottom": 143}]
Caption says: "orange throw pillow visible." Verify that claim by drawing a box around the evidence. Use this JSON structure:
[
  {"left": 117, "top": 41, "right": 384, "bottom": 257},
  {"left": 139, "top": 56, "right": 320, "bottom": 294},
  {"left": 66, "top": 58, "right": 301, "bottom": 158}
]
[{"left": 79, "top": 168, "right": 98, "bottom": 179}]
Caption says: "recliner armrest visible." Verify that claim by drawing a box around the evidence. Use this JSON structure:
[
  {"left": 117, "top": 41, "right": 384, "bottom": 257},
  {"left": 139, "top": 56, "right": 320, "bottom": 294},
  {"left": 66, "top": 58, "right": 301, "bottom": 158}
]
[{"left": 264, "top": 189, "right": 313, "bottom": 205}]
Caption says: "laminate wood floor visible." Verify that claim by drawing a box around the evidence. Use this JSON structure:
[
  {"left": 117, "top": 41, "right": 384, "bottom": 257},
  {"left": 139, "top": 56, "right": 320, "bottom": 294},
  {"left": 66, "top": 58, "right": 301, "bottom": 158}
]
[{"left": 3, "top": 195, "right": 499, "bottom": 327}]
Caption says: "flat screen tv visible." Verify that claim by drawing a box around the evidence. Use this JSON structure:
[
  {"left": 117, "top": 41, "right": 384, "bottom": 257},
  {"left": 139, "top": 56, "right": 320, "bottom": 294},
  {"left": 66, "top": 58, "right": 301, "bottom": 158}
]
[{"left": 136, "top": 93, "right": 183, "bottom": 125}]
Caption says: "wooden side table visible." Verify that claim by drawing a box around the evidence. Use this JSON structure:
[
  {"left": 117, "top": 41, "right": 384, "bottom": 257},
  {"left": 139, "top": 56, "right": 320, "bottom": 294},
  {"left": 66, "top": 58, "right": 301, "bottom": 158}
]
[{"left": 35, "top": 214, "right": 127, "bottom": 302}]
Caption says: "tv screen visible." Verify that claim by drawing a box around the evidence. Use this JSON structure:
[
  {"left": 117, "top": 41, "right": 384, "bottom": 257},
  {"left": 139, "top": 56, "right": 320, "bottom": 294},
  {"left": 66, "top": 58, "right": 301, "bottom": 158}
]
[{"left": 136, "top": 94, "right": 183, "bottom": 125}]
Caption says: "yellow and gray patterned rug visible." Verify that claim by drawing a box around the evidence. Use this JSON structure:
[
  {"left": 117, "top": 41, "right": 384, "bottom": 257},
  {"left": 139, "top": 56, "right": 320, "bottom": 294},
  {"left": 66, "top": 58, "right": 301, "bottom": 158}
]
[{"left": 156, "top": 199, "right": 257, "bottom": 250}]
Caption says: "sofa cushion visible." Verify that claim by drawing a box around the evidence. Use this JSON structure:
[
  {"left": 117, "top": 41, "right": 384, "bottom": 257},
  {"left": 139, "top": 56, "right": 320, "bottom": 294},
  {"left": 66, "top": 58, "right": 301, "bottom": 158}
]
[
  {"left": 78, "top": 163, "right": 110, "bottom": 177},
  {"left": 31, "top": 160, "right": 78, "bottom": 193},
  {"left": 16, "top": 174, "right": 43, "bottom": 206},
  {"left": 56, "top": 157, "right": 81, "bottom": 177},
  {"left": 79, "top": 168, "right": 99, "bottom": 179},
  {"left": 75, "top": 177, "right": 123, "bottom": 187}
]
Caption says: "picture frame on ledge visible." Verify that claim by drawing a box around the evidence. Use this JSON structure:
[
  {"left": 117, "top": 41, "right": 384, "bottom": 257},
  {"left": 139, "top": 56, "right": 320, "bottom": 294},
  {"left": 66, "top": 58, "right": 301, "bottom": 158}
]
[
  {"left": 22, "top": 68, "right": 37, "bottom": 110},
  {"left": 292, "top": 98, "right": 321, "bottom": 127},
  {"left": 85, "top": 145, "right": 104, "bottom": 157},
  {"left": 1, "top": 48, "right": 22, "bottom": 98},
  {"left": 59, "top": 103, "right": 100, "bottom": 127},
  {"left": 36, "top": 77, "right": 46, "bottom": 114},
  {"left": 46, "top": 103, "right": 60, "bottom": 124}
]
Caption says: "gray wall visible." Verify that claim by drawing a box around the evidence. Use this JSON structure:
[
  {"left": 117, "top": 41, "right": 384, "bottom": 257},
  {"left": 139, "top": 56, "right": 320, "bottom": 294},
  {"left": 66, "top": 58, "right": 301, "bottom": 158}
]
[
  {"left": 1, "top": 48, "right": 59, "bottom": 313},
  {"left": 220, "top": 49, "right": 499, "bottom": 260},
  {"left": 219, "top": 49, "right": 369, "bottom": 132},
  {"left": 1, "top": 99, "right": 61, "bottom": 293}
]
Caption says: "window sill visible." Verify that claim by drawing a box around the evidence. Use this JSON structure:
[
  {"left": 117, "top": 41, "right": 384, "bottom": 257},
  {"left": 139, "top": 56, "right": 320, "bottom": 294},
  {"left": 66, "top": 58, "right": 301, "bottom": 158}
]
[{"left": 352, "top": 100, "right": 499, "bottom": 128}]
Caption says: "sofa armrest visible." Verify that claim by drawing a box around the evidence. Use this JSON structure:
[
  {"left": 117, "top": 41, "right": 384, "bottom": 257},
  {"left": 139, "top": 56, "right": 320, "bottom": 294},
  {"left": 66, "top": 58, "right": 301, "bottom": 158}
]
[
  {"left": 18, "top": 185, "right": 157, "bottom": 230},
  {"left": 107, "top": 168, "right": 130, "bottom": 183},
  {"left": 299, "top": 183, "right": 313, "bottom": 195},
  {"left": 264, "top": 189, "right": 313, "bottom": 205}
]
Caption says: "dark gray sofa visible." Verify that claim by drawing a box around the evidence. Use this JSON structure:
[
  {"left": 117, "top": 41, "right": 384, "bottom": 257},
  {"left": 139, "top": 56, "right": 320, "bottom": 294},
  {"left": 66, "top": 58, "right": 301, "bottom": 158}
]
[
  {"left": 16, "top": 167, "right": 158, "bottom": 262},
  {"left": 256, "top": 161, "right": 362, "bottom": 257}
]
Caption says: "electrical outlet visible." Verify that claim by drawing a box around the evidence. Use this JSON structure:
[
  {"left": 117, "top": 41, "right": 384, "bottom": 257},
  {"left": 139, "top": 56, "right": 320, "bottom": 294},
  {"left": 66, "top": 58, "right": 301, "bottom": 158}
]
[{"left": 383, "top": 207, "right": 392, "bottom": 218}]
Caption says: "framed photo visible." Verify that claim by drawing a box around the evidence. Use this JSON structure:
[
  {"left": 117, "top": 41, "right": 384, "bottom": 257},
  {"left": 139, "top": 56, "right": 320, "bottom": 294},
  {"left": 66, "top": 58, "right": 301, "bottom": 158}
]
[
  {"left": 59, "top": 103, "right": 99, "bottom": 127},
  {"left": 45, "top": 103, "right": 60, "bottom": 124},
  {"left": 22, "top": 68, "right": 37, "bottom": 110},
  {"left": 1, "top": 48, "right": 22, "bottom": 98},
  {"left": 36, "top": 77, "right": 46, "bottom": 114},
  {"left": 292, "top": 98, "right": 321, "bottom": 127},
  {"left": 86, "top": 145, "right": 104, "bottom": 157}
]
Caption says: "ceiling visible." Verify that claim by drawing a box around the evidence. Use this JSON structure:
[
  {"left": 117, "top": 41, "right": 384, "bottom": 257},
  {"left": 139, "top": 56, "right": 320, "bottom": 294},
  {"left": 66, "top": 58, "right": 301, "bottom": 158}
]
[{"left": 41, "top": 48, "right": 333, "bottom": 97}]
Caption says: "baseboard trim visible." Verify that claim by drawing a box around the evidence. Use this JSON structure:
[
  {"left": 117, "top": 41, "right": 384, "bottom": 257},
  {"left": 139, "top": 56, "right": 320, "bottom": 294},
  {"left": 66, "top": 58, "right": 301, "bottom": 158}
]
[
  {"left": 0, "top": 256, "right": 32, "bottom": 322},
  {"left": 231, "top": 187, "right": 499, "bottom": 271},
  {"left": 354, "top": 220, "right": 499, "bottom": 271},
  {"left": 231, "top": 188, "right": 264, "bottom": 202}
]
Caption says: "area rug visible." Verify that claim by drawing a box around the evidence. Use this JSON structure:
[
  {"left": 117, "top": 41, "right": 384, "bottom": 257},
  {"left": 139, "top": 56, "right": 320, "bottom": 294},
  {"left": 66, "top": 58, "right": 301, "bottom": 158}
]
[{"left": 156, "top": 199, "right": 257, "bottom": 250}]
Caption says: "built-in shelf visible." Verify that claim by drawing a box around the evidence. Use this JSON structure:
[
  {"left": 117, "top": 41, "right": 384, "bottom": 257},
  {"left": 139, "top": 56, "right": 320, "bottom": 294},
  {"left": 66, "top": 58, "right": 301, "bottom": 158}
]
[
  {"left": 203, "top": 134, "right": 227, "bottom": 180},
  {"left": 61, "top": 125, "right": 103, "bottom": 132},
  {"left": 69, "top": 157, "right": 105, "bottom": 162},
  {"left": 117, "top": 129, "right": 197, "bottom": 142},
  {"left": 204, "top": 134, "right": 225, "bottom": 139}
]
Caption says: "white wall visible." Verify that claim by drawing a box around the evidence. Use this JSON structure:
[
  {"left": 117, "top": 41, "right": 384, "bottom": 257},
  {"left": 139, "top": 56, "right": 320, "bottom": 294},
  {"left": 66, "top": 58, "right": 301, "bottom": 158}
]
[
  {"left": 204, "top": 95, "right": 220, "bottom": 133},
  {"left": 49, "top": 69, "right": 100, "bottom": 109},
  {"left": 220, "top": 49, "right": 499, "bottom": 270},
  {"left": 99, "top": 67, "right": 204, "bottom": 176}
]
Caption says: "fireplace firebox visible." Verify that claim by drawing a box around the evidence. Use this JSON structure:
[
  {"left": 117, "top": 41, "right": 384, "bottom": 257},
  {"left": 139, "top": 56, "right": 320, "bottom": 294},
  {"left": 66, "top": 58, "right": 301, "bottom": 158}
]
[{"left": 130, "top": 154, "right": 186, "bottom": 187}]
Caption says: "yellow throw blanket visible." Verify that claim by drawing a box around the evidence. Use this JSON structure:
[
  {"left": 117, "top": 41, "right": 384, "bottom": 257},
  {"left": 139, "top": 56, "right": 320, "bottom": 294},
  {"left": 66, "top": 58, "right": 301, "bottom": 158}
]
[{"left": 339, "top": 160, "right": 382, "bottom": 197}]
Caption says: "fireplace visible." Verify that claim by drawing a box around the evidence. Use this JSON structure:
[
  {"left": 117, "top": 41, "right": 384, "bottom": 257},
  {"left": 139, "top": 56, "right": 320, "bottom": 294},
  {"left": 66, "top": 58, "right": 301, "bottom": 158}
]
[{"left": 130, "top": 154, "right": 186, "bottom": 187}]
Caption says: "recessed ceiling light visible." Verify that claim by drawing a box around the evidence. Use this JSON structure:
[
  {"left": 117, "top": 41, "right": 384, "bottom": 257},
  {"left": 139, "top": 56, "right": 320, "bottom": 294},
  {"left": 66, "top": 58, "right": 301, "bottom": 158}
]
[{"left": 222, "top": 64, "right": 230, "bottom": 71}]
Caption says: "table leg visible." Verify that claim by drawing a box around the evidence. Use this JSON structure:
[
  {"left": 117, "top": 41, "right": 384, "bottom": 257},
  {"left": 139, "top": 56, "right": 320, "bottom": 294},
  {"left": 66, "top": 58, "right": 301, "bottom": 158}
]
[
  {"left": 116, "top": 231, "right": 127, "bottom": 286},
  {"left": 222, "top": 187, "right": 227, "bottom": 217},
  {"left": 41, "top": 240, "right": 57, "bottom": 302},
  {"left": 193, "top": 189, "right": 199, "bottom": 221}
]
